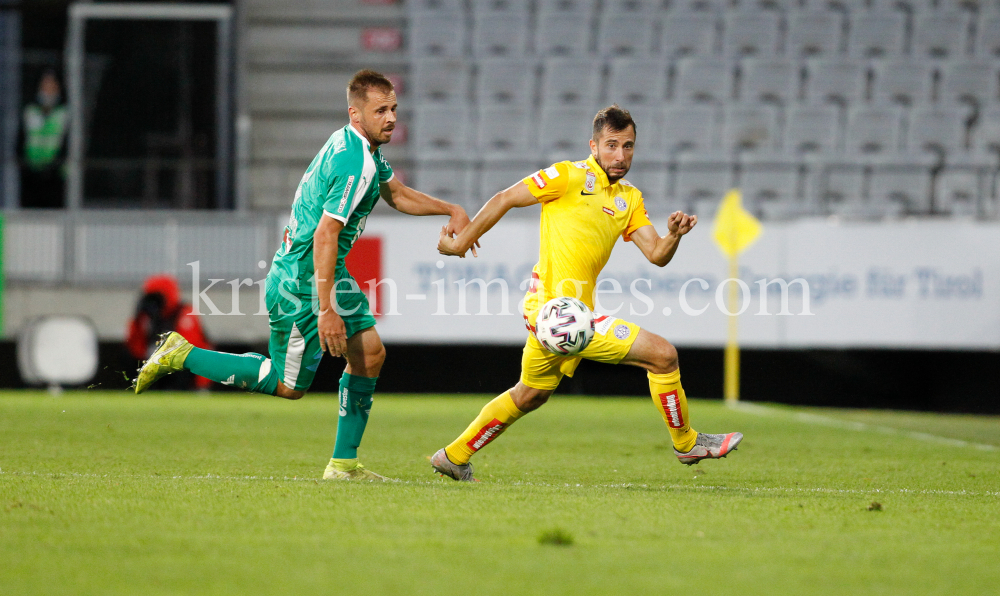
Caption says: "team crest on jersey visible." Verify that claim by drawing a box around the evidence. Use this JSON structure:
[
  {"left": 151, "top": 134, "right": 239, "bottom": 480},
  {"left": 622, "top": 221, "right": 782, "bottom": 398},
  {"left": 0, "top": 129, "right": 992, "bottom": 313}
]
[
  {"left": 614, "top": 324, "right": 631, "bottom": 340},
  {"left": 585, "top": 171, "right": 596, "bottom": 193},
  {"left": 614, "top": 196, "right": 627, "bottom": 211}
]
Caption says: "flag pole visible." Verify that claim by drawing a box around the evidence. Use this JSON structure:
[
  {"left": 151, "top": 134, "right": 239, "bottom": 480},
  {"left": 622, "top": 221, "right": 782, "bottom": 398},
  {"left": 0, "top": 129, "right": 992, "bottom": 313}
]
[{"left": 724, "top": 253, "right": 739, "bottom": 405}]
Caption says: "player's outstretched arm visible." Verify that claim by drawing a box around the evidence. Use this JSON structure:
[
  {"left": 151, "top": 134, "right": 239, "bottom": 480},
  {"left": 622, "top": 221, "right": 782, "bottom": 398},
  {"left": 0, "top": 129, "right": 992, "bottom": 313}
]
[
  {"left": 630, "top": 211, "right": 698, "bottom": 267},
  {"left": 379, "top": 177, "right": 473, "bottom": 243},
  {"left": 437, "top": 180, "right": 538, "bottom": 258}
]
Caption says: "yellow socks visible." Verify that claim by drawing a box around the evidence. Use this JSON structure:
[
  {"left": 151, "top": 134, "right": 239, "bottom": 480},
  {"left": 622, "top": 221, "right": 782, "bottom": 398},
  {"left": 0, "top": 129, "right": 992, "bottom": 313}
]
[
  {"left": 648, "top": 370, "right": 698, "bottom": 452},
  {"left": 444, "top": 391, "right": 525, "bottom": 465}
]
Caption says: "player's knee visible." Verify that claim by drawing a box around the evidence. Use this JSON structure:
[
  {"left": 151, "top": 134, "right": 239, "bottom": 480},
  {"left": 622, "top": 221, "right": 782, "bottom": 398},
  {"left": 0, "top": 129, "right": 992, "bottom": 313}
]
[
  {"left": 650, "top": 341, "right": 679, "bottom": 375},
  {"left": 511, "top": 385, "right": 551, "bottom": 412}
]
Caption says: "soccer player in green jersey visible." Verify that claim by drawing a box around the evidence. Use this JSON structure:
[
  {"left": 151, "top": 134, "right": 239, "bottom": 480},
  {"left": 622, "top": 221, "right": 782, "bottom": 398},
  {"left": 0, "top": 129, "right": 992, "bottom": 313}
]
[{"left": 133, "top": 70, "right": 474, "bottom": 480}]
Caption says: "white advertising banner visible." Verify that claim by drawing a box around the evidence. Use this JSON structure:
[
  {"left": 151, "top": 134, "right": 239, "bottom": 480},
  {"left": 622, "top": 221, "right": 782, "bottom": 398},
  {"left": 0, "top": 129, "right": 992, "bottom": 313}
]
[{"left": 355, "top": 216, "right": 1000, "bottom": 350}]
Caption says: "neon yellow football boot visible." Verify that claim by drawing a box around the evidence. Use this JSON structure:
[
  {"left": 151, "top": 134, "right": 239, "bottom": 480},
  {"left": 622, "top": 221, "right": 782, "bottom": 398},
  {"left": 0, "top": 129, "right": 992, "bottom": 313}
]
[
  {"left": 133, "top": 332, "right": 195, "bottom": 394},
  {"left": 322, "top": 458, "right": 389, "bottom": 481}
]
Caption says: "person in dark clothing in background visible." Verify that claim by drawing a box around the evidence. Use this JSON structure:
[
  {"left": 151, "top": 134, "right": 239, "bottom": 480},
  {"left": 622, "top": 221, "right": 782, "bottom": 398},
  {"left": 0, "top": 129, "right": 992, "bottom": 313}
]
[{"left": 17, "top": 68, "right": 68, "bottom": 208}]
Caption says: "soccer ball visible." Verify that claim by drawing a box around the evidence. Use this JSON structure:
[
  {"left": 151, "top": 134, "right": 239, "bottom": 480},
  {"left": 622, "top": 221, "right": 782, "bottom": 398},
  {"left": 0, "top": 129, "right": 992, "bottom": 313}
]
[{"left": 534, "top": 297, "right": 595, "bottom": 356}]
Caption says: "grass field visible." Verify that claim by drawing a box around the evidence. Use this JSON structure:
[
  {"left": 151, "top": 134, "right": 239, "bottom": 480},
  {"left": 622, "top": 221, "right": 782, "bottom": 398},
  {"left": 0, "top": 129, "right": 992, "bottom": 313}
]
[{"left": 2, "top": 391, "right": 998, "bottom": 596}]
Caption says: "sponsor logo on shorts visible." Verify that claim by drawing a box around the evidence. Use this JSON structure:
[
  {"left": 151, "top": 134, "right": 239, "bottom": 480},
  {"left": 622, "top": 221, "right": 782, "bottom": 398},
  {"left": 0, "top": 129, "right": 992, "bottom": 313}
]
[
  {"left": 531, "top": 173, "right": 547, "bottom": 189},
  {"left": 467, "top": 419, "right": 508, "bottom": 451},
  {"left": 544, "top": 165, "right": 560, "bottom": 179},
  {"left": 602, "top": 206, "right": 615, "bottom": 216},
  {"left": 658, "top": 390, "right": 685, "bottom": 429},
  {"left": 615, "top": 196, "right": 627, "bottom": 211},
  {"left": 594, "top": 315, "right": 616, "bottom": 335},
  {"left": 585, "top": 171, "right": 596, "bottom": 193},
  {"left": 614, "top": 324, "right": 631, "bottom": 340},
  {"left": 338, "top": 175, "right": 355, "bottom": 212}
]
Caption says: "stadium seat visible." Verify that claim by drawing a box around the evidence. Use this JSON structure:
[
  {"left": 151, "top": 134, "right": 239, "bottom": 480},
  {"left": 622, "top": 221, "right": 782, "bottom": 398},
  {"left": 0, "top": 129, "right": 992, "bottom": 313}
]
[
  {"left": 406, "top": 0, "right": 464, "bottom": 14},
  {"left": 414, "top": 164, "right": 475, "bottom": 210},
  {"left": 869, "top": 153, "right": 934, "bottom": 213},
  {"left": 476, "top": 106, "right": 536, "bottom": 160},
  {"left": 674, "top": 153, "right": 734, "bottom": 211},
  {"left": 619, "top": 106, "right": 666, "bottom": 164},
  {"left": 606, "top": 58, "right": 668, "bottom": 106},
  {"left": 737, "top": 153, "right": 801, "bottom": 216},
  {"left": 869, "top": 0, "right": 935, "bottom": 11},
  {"left": 409, "top": 11, "right": 466, "bottom": 57},
  {"left": 845, "top": 105, "right": 903, "bottom": 153},
  {"left": 939, "top": 61, "right": 999, "bottom": 107},
  {"left": 847, "top": 11, "right": 905, "bottom": 58},
  {"left": 806, "top": 155, "right": 865, "bottom": 207},
  {"left": 475, "top": 58, "right": 538, "bottom": 106},
  {"left": 673, "top": 57, "right": 735, "bottom": 104},
  {"left": 661, "top": 104, "right": 718, "bottom": 154},
  {"left": 411, "top": 58, "right": 470, "bottom": 105},
  {"left": 671, "top": 0, "right": 728, "bottom": 11},
  {"left": 740, "top": 58, "right": 799, "bottom": 105},
  {"left": 473, "top": 13, "right": 530, "bottom": 57},
  {"left": 723, "top": 10, "right": 781, "bottom": 58},
  {"left": 800, "top": 0, "right": 867, "bottom": 13},
  {"left": 621, "top": 165, "right": 671, "bottom": 213},
  {"left": 975, "top": 11, "right": 1000, "bottom": 58},
  {"left": 471, "top": 0, "right": 531, "bottom": 15},
  {"left": 537, "top": 0, "right": 598, "bottom": 16},
  {"left": 786, "top": 11, "right": 843, "bottom": 58},
  {"left": 538, "top": 106, "right": 600, "bottom": 162},
  {"left": 659, "top": 11, "right": 718, "bottom": 59},
  {"left": 604, "top": 0, "right": 664, "bottom": 12},
  {"left": 935, "top": 167, "right": 983, "bottom": 217},
  {"left": 722, "top": 103, "right": 780, "bottom": 152},
  {"left": 805, "top": 57, "right": 867, "bottom": 105},
  {"left": 598, "top": 14, "right": 657, "bottom": 57},
  {"left": 912, "top": 11, "right": 971, "bottom": 59},
  {"left": 972, "top": 106, "right": 1000, "bottom": 162},
  {"left": 907, "top": 104, "right": 968, "bottom": 159},
  {"left": 477, "top": 161, "right": 540, "bottom": 207},
  {"left": 535, "top": 10, "right": 594, "bottom": 56},
  {"left": 541, "top": 58, "right": 602, "bottom": 106},
  {"left": 872, "top": 59, "right": 932, "bottom": 106},
  {"left": 785, "top": 104, "right": 840, "bottom": 154},
  {"left": 742, "top": 0, "right": 799, "bottom": 11},
  {"left": 412, "top": 105, "right": 471, "bottom": 159}
]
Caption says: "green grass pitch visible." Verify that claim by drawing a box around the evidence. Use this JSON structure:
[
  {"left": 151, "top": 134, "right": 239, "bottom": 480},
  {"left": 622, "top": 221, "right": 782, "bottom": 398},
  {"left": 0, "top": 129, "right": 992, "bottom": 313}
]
[{"left": 2, "top": 391, "right": 998, "bottom": 596}]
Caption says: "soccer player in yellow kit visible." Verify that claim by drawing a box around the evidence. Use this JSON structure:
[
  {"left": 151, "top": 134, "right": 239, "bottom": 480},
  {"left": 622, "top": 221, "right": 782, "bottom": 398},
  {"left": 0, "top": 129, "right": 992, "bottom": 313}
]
[{"left": 431, "top": 105, "right": 742, "bottom": 481}]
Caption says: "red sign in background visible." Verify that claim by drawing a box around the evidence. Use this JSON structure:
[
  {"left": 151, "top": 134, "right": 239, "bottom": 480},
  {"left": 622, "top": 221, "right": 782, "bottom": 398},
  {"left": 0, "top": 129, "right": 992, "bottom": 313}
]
[{"left": 344, "top": 236, "right": 384, "bottom": 317}]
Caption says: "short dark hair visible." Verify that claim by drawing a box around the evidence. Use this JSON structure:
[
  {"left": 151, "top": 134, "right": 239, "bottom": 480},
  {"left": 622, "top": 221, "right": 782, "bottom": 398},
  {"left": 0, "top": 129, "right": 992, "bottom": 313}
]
[
  {"left": 347, "top": 70, "right": 395, "bottom": 107},
  {"left": 592, "top": 104, "right": 636, "bottom": 141}
]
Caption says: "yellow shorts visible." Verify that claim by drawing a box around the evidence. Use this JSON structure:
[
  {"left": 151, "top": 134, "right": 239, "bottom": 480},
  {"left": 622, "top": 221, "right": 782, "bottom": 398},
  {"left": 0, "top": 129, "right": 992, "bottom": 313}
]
[{"left": 520, "top": 312, "right": 642, "bottom": 391}]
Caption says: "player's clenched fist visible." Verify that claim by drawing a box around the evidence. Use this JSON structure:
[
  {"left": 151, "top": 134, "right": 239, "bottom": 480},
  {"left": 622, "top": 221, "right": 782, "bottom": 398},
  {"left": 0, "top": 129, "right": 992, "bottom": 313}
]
[{"left": 667, "top": 211, "right": 697, "bottom": 236}]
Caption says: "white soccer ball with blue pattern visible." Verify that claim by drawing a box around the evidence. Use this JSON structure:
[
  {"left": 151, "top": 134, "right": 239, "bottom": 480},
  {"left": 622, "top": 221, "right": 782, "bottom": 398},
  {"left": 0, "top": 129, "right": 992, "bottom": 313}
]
[{"left": 534, "top": 297, "right": 595, "bottom": 356}]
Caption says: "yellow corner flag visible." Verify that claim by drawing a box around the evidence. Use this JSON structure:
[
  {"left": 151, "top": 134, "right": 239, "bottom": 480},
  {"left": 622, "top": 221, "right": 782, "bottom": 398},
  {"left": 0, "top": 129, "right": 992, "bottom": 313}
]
[{"left": 711, "top": 189, "right": 762, "bottom": 405}]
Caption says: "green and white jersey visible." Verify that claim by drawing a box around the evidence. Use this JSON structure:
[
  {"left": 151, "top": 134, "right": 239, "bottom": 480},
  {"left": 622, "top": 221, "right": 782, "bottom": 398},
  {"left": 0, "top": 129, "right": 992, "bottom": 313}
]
[{"left": 269, "top": 124, "right": 394, "bottom": 297}]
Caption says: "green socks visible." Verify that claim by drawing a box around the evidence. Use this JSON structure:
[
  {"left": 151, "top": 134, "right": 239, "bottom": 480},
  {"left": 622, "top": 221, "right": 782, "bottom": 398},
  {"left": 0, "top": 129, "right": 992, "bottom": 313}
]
[
  {"left": 183, "top": 348, "right": 280, "bottom": 396},
  {"left": 332, "top": 372, "right": 378, "bottom": 459}
]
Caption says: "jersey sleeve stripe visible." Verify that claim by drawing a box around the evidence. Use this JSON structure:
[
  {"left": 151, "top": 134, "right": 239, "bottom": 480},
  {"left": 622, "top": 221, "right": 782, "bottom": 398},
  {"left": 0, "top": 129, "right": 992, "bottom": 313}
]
[{"left": 323, "top": 209, "right": 348, "bottom": 223}]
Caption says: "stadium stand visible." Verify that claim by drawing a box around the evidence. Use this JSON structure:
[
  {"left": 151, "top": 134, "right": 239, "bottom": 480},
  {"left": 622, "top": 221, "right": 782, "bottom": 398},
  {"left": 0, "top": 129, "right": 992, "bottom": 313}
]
[{"left": 238, "top": 0, "right": 1000, "bottom": 221}]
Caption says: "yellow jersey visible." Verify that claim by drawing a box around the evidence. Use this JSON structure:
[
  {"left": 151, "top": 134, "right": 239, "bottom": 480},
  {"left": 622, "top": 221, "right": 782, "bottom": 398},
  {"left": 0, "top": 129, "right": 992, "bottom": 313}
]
[{"left": 521, "top": 155, "right": 652, "bottom": 320}]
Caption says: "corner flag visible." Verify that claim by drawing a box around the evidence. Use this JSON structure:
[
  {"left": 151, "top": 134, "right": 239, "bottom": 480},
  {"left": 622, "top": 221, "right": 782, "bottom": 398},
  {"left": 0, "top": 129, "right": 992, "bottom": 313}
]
[{"left": 711, "top": 189, "right": 762, "bottom": 404}]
